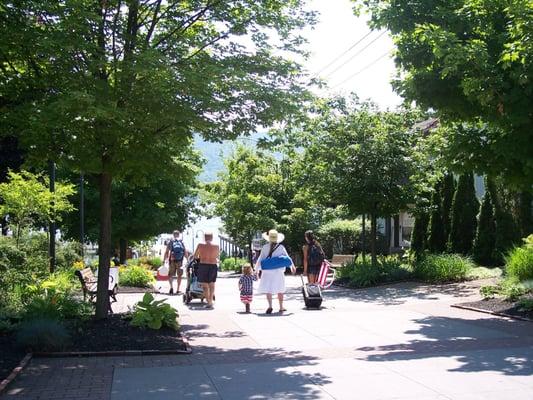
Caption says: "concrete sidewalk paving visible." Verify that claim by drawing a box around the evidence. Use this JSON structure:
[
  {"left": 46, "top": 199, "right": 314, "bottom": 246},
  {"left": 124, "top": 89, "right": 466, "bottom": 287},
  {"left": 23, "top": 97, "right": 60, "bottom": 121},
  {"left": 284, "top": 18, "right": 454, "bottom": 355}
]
[{"left": 2, "top": 274, "right": 532, "bottom": 399}]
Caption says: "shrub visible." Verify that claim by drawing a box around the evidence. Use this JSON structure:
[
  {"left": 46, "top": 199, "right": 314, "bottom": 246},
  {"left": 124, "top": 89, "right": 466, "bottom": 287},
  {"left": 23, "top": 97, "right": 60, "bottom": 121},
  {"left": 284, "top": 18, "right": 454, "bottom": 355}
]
[
  {"left": 414, "top": 254, "right": 474, "bottom": 283},
  {"left": 505, "top": 245, "right": 533, "bottom": 282},
  {"left": 517, "top": 298, "right": 533, "bottom": 312},
  {"left": 120, "top": 266, "right": 155, "bottom": 287},
  {"left": 480, "top": 285, "right": 499, "bottom": 299},
  {"left": 16, "top": 318, "right": 70, "bottom": 352},
  {"left": 467, "top": 266, "right": 502, "bottom": 280},
  {"left": 499, "top": 279, "right": 527, "bottom": 302},
  {"left": 23, "top": 271, "right": 92, "bottom": 321},
  {"left": 339, "top": 255, "right": 412, "bottom": 288},
  {"left": 220, "top": 257, "right": 248, "bottom": 272},
  {"left": 148, "top": 257, "right": 163, "bottom": 268},
  {"left": 131, "top": 293, "right": 179, "bottom": 330},
  {"left": 56, "top": 240, "right": 82, "bottom": 270},
  {"left": 318, "top": 219, "right": 369, "bottom": 257}
]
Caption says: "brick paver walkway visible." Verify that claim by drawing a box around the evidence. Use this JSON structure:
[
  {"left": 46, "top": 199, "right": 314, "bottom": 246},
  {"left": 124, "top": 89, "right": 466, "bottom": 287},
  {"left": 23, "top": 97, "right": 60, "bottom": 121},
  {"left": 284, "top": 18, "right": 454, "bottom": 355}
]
[{"left": 2, "top": 275, "right": 532, "bottom": 399}]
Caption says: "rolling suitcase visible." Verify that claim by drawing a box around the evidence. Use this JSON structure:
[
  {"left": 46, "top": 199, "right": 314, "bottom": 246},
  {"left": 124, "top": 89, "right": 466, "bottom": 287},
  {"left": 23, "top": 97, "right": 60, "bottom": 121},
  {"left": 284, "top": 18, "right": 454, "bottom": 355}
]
[{"left": 301, "top": 275, "right": 323, "bottom": 309}]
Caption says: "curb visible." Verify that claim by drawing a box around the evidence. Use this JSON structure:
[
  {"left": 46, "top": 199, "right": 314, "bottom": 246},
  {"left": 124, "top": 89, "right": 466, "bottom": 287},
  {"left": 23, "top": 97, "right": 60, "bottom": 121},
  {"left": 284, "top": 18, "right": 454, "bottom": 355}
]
[
  {"left": 0, "top": 353, "right": 32, "bottom": 395},
  {"left": 451, "top": 304, "right": 533, "bottom": 323},
  {"left": 34, "top": 333, "right": 193, "bottom": 358}
]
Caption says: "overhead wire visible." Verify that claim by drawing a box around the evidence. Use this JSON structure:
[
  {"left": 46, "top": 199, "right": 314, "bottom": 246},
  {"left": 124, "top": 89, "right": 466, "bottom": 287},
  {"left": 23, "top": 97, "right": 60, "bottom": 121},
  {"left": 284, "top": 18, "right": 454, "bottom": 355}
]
[
  {"left": 311, "top": 30, "right": 374, "bottom": 78},
  {"left": 330, "top": 48, "right": 394, "bottom": 89},
  {"left": 321, "top": 30, "right": 388, "bottom": 79}
]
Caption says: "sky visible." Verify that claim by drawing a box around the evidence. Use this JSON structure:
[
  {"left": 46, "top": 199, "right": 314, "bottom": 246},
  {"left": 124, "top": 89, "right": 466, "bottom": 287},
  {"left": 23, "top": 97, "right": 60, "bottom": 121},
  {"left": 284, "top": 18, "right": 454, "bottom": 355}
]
[{"left": 301, "top": 0, "right": 402, "bottom": 109}]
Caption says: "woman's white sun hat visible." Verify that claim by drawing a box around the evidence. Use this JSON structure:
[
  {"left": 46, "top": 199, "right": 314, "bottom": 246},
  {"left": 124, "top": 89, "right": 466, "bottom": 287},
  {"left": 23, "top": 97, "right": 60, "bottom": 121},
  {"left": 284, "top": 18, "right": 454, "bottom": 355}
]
[{"left": 262, "top": 229, "right": 285, "bottom": 244}]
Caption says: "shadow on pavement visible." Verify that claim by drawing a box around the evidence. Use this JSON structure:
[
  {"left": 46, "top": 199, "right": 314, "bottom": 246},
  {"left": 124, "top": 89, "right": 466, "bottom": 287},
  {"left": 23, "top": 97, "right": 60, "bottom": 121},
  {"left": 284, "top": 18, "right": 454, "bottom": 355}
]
[{"left": 355, "top": 315, "right": 533, "bottom": 376}]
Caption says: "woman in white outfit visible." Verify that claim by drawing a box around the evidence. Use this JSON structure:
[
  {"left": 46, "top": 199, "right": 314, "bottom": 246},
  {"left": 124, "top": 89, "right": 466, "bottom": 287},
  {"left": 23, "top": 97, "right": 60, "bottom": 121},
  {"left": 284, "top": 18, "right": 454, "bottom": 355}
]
[{"left": 255, "top": 229, "right": 295, "bottom": 314}]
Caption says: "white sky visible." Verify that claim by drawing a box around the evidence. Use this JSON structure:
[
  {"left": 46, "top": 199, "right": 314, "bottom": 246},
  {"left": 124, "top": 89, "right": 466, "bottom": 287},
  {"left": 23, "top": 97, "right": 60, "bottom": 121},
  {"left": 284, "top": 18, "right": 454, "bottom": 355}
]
[{"left": 301, "top": 0, "right": 402, "bottom": 109}]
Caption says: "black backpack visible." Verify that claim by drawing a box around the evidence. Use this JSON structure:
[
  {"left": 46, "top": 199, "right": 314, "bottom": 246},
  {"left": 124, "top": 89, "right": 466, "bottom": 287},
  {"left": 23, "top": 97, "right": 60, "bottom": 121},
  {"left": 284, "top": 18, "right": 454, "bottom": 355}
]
[
  {"left": 307, "top": 242, "right": 324, "bottom": 266},
  {"left": 170, "top": 239, "right": 185, "bottom": 261}
]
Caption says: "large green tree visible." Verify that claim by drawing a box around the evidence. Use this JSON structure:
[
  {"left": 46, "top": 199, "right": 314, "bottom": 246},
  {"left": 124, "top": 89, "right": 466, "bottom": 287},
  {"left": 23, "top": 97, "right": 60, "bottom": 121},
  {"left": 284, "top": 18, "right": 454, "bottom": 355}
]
[
  {"left": 295, "top": 97, "right": 425, "bottom": 265},
  {"left": 358, "top": 0, "right": 533, "bottom": 187},
  {"left": 1, "top": 1, "right": 315, "bottom": 317}
]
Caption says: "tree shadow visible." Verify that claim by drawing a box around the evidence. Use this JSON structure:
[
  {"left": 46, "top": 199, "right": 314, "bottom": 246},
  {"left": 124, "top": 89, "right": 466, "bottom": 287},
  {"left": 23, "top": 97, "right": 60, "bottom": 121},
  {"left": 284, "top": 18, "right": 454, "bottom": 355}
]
[
  {"left": 282, "top": 280, "right": 480, "bottom": 306},
  {"left": 355, "top": 315, "right": 533, "bottom": 376}
]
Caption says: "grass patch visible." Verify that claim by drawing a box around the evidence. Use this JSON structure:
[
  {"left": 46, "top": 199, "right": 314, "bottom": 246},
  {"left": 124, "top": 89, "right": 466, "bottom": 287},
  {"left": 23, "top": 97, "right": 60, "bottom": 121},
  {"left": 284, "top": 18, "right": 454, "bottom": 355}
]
[{"left": 414, "top": 254, "right": 474, "bottom": 283}]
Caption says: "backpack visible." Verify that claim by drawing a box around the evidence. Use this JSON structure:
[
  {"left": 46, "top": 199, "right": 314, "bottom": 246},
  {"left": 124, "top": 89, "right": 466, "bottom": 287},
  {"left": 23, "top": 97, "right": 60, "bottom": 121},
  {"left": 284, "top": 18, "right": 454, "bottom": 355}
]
[
  {"left": 169, "top": 239, "right": 185, "bottom": 261},
  {"left": 307, "top": 242, "right": 324, "bottom": 266}
]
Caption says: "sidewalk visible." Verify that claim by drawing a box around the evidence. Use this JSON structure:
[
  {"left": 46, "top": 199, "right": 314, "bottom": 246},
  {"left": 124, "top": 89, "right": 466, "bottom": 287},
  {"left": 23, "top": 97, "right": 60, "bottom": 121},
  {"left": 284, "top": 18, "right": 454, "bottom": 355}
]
[{"left": 2, "top": 274, "right": 532, "bottom": 399}]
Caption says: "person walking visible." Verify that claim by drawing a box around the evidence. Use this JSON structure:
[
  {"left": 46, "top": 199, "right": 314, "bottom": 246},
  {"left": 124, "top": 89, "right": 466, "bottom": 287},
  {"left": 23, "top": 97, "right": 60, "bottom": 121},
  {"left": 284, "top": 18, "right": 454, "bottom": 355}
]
[
  {"left": 255, "top": 229, "right": 295, "bottom": 314},
  {"left": 302, "top": 230, "right": 325, "bottom": 284},
  {"left": 238, "top": 264, "right": 257, "bottom": 313},
  {"left": 193, "top": 232, "right": 219, "bottom": 309},
  {"left": 164, "top": 230, "right": 188, "bottom": 295}
]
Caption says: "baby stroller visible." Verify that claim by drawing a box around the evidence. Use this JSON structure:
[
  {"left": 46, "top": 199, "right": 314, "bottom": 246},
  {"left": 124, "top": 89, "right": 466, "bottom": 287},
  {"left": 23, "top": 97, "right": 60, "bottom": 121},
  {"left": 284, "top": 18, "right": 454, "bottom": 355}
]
[{"left": 183, "top": 256, "right": 205, "bottom": 304}]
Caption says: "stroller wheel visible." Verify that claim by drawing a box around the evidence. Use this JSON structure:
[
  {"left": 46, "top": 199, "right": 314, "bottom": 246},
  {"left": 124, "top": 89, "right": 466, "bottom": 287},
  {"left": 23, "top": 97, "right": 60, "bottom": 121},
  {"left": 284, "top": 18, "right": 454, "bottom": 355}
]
[{"left": 182, "top": 293, "right": 187, "bottom": 304}]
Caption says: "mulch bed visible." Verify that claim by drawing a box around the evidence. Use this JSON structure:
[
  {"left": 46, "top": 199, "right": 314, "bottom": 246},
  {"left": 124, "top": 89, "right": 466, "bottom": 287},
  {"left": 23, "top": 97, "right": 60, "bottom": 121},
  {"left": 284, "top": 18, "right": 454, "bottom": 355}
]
[
  {"left": 118, "top": 286, "right": 155, "bottom": 293},
  {"left": 0, "top": 333, "right": 26, "bottom": 383},
  {"left": 456, "top": 297, "right": 533, "bottom": 321},
  {"left": 61, "top": 313, "right": 188, "bottom": 353}
]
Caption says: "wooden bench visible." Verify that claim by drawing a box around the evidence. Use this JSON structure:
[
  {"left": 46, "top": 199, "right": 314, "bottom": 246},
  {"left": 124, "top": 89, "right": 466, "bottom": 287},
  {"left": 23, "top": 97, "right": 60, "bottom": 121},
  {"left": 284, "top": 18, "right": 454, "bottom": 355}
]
[
  {"left": 75, "top": 268, "right": 118, "bottom": 311},
  {"left": 330, "top": 254, "right": 356, "bottom": 268}
]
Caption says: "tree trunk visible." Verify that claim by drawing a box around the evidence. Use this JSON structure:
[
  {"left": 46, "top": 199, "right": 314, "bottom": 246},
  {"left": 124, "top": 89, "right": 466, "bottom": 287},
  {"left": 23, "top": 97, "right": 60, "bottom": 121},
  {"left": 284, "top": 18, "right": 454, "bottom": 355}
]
[
  {"left": 361, "top": 213, "right": 366, "bottom": 262},
  {"left": 49, "top": 160, "right": 56, "bottom": 273},
  {"left": 119, "top": 238, "right": 127, "bottom": 264},
  {"left": 95, "top": 169, "right": 112, "bottom": 319},
  {"left": 370, "top": 212, "right": 377, "bottom": 267}
]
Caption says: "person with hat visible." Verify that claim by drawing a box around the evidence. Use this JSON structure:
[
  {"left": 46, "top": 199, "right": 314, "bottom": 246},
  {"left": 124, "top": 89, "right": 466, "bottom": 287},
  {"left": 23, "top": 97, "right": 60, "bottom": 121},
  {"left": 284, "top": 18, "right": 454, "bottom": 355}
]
[{"left": 255, "top": 229, "right": 295, "bottom": 314}]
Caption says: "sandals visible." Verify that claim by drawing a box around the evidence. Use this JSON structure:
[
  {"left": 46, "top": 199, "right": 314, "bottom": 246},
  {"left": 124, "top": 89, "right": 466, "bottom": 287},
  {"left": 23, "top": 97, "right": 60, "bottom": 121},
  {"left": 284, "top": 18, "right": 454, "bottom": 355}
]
[{"left": 266, "top": 307, "right": 273, "bottom": 314}]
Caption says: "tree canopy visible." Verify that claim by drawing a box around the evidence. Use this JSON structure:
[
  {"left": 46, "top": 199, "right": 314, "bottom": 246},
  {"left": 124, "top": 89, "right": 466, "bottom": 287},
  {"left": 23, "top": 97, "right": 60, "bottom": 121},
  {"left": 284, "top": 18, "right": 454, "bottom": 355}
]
[{"left": 358, "top": 0, "right": 533, "bottom": 186}]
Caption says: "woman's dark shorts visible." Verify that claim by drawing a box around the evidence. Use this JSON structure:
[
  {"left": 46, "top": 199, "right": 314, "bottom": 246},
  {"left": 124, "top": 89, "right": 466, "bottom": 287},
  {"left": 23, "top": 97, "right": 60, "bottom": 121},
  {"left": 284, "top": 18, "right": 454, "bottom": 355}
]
[
  {"left": 197, "top": 264, "right": 218, "bottom": 283},
  {"left": 308, "top": 264, "right": 321, "bottom": 275}
]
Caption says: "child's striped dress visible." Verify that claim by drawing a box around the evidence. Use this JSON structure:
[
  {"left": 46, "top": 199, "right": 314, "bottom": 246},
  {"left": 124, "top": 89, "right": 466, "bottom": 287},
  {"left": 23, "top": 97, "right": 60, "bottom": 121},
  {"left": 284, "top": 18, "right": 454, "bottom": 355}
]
[{"left": 238, "top": 274, "right": 257, "bottom": 304}]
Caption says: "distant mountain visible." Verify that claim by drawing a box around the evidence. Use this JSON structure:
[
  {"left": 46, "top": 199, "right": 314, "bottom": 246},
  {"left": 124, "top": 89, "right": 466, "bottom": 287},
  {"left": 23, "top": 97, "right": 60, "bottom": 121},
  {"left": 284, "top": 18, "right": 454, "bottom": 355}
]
[{"left": 194, "top": 133, "right": 266, "bottom": 183}]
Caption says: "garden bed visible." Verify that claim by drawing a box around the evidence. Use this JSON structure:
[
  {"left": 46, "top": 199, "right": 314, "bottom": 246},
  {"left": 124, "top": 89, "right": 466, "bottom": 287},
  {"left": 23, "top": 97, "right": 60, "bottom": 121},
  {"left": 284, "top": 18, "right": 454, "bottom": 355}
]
[
  {"left": 455, "top": 297, "right": 533, "bottom": 322},
  {"left": 0, "top": 333, "right": 27, "bottom": 383},
  {"left": 58, "top": 313, "right": 188, "bottom": 354}
]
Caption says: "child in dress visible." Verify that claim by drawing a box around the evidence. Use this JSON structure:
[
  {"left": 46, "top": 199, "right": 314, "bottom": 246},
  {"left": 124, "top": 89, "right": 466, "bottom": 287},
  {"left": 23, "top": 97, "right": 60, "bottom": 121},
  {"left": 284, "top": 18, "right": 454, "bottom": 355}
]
[{"left": 238, "top": 264, "right": 257, "bottom": 313}]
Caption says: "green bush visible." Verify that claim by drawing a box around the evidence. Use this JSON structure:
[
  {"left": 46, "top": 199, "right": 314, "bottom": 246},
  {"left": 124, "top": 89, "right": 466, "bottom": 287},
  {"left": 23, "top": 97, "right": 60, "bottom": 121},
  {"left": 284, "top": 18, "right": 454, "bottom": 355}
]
[
  {"left": 480, "top": 285, "right": 499, "bottom": 299},
  {"left": 318, "top": 219, "right": 366, "bottom": 258},
  {"left": 120, "top": 266, "right": 155, "bottom": 287},
  {"left": 414, "top": 254, "right": 474, "bottom": 283},
  {"left": 131, "top": 293, "right": 179, "bottom": 330},
  {"left": 505, "top": 245, "right": 533, "bottom": 282},
  {"left": 16, "top": 318, "right": 70, "bottom": 352},
  {"left": 148, "top": 257, "right": 163, "bottom": 268},
  {"left": 339, "top": 255, "right": 412, "bottom": 288},
  {"left": 220, "top": 257, "right": 248, "bottom": 272},
  {"left": 23, "top": 271, "right": 92, "bottom": 321},
  {"left": 517, "top": 298, "right": 533, "bottom": 312},
  {"left": 499, "top": 279, "right": 527, "bottom": 302}
]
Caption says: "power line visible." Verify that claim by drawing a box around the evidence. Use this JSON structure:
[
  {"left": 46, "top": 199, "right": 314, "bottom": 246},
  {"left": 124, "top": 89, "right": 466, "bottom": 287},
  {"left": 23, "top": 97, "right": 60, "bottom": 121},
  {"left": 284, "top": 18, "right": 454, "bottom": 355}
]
[
  {"left": 312, "top": 30, "right": 374, "bottom": 77},
  {"left": 322, "top": 31, "right": 387, "bottom": 79},
  {"left": 330, "top": 48, "right": 394, "bottom": 89}
]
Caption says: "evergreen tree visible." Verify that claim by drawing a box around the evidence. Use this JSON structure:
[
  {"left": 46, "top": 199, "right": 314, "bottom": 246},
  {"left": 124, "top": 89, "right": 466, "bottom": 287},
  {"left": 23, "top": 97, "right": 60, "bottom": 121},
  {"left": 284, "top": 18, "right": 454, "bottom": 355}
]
[
  {"left": 473, "top": 178, "right": 496, "bottom": 265},
  {"left": 411, "top": 213, "right": 429, "bottom": 255},
  {"left": 487, "top": 179, "right": 520, "bottom": 263},
  {"left": 441, "top": 173, "right": 455, "bottom": 243},
  {"left": 427, "top": 181, "right": 447, "bottom": 252},
  {"left": 518, "top": 192, "right": 533, "bottom": 238},
  {"left": 449, "top": 173, "right": 479, "bottom": 255}
]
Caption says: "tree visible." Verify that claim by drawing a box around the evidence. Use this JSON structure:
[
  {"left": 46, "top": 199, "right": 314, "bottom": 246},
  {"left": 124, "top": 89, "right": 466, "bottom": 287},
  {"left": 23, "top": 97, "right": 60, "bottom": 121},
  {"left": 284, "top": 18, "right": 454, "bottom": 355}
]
[
  {"left": 358, "top": 0, "right": 533, "bottom": 187},
  {"left": 473, "top": 178, "right": 497, "bottom": 266},
  {"left": 208, "top": 146, "right": 278, "bottom": 262},
  {"left": 449, "top": 173, "right": 478, "bottom": 255},
  {"left": 2, "top": 1, "right": 315, "bottom": 318},
  {"left": 296, "top": 97, "right": 425, "bottom": 265},
  {"left": 411, "top": 213, "right": 429, "bottom": 255},
  {"left": 427, "top": 180, "right": 446, "bottom": 253},
  {"left": 487, "top": 178, "right": 521, "bottom": 263},
  {"left": 441, "top": 172, "right": 455, "bottom": 244},
  {"left": 0, "top": 136, "right": 24, "bottom": 235},
  {"left": 0, "top": 170, "right": 75, "bottom": 246}
]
